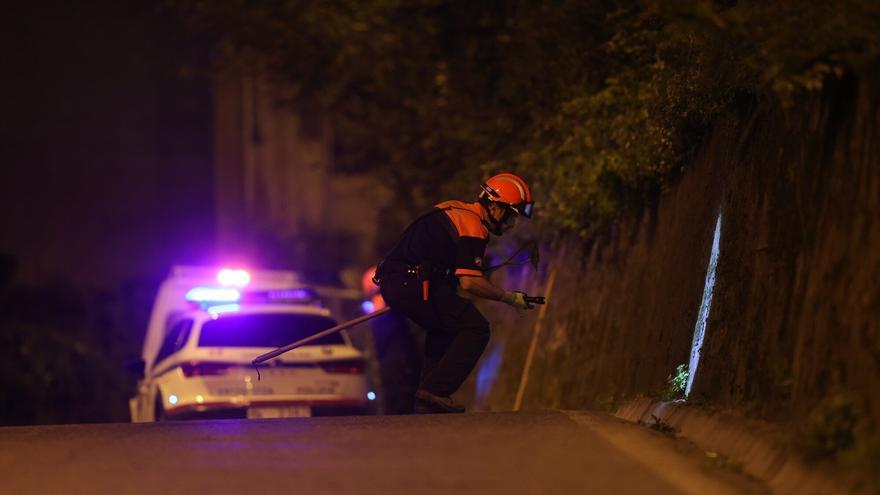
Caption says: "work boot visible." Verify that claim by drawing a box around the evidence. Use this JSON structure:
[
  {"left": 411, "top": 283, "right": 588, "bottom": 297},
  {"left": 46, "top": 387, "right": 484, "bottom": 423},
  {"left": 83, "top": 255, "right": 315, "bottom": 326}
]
[{"left": 414, "top": 389, "right": 465, "bottom": 414}]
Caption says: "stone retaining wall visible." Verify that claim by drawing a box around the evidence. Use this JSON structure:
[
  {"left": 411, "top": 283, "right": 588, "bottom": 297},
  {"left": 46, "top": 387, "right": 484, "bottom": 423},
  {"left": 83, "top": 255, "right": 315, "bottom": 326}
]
[{"left": 469, "top": 65, "right": 880, "bottom": 432}]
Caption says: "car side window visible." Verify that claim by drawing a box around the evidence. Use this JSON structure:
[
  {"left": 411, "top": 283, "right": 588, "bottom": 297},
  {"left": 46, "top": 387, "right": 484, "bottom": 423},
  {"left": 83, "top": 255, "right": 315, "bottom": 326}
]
[{"left": 153, "top": 319, "right": 194, "bottom": 368}]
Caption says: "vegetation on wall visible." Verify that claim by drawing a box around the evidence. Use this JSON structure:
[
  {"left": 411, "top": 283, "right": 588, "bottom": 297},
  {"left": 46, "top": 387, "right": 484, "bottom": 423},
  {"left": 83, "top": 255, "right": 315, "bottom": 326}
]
[
  {"left": 177, "top": 0, "right": 879, "bottom": 241},
  {"left": 795, "top": 392, "right": 880, "bottom": 489},
  {"left": 661, "top": 363, "right": 688, "bottom": 401}
]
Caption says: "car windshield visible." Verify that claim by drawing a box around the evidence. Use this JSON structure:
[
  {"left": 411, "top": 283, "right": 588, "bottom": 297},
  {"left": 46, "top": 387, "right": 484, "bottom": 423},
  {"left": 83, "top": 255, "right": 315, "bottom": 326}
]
[{"left": 198, "top": 313, "right": 343, "bottom": 348}]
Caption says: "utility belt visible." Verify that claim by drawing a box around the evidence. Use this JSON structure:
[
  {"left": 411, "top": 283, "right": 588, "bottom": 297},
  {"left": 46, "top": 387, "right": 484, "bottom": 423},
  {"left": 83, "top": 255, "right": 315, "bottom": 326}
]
[{"left": 372, "top": 260, "right": 454, "bottom": 301}]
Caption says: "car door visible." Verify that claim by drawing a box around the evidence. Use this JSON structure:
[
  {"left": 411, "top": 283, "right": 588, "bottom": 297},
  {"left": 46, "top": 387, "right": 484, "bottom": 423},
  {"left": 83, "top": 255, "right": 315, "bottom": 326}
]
[{"left": 135, "top": 318, "right": 194, "bottom": 421}]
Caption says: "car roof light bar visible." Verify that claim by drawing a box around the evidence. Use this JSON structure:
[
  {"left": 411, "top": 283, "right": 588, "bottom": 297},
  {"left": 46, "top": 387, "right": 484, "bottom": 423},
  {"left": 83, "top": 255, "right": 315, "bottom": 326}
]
[
  {"left": 267, "top": 289, "right": 315, "bottom": 301},
  {"left": 207, "top": 304, "right": 241, "bottom": 318},
  {"left": 217, "top": 269, "right": 251, "bottom": 288},
  {"left": 185, "top": 287, "right": 241, "bottom": 303}
]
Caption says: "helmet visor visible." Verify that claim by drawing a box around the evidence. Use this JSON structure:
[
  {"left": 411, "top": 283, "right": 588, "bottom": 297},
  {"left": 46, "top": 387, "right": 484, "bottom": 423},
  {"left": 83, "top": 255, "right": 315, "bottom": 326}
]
[{"left": 513, "top": 201, "right": 534, "bottom": 219}]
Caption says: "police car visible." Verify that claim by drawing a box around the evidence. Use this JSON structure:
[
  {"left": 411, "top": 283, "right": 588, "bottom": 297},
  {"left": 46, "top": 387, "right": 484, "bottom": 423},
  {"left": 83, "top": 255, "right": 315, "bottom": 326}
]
[{"left": 128, "top": 266, "right": 374, "bottom": 421}]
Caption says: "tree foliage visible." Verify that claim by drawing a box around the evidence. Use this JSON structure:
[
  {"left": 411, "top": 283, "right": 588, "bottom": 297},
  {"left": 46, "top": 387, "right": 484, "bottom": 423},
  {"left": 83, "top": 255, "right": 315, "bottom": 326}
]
[
  {"left": 0, "top": 278, "right": 140, "bottom": 425},
  {"left": 177, "top": 0, "right": 880, "bottom": 240}
]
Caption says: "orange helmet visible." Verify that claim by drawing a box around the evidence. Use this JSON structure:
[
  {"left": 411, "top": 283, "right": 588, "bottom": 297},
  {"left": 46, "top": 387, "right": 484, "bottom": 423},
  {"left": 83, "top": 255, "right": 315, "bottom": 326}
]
[{"left": 479, "top": 173, "right": 534, "bottom": 218}]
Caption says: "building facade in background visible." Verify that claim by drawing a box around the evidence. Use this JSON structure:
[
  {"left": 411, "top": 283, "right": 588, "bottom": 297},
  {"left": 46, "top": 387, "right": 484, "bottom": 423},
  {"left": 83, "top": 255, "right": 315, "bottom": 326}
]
[{"left": 212, "top": 71, "right": 392, "bottom": 287}]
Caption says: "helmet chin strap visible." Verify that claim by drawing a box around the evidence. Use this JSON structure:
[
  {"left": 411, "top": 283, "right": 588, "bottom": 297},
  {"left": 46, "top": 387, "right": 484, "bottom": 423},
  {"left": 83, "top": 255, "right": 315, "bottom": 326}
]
[
  {"left": 483, "top": 217, "right": 506, "bottom": 236},
  {"left": 479, "top": 198, "right": 516, "bottom": 236},
  {"left": 482, "top": 206, "right": 515, "bottom": 236}
]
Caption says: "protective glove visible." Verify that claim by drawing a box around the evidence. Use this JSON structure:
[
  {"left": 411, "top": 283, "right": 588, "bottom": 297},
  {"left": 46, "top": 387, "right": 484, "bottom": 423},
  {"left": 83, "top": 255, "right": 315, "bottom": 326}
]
[{"left": 500, "top": 291, "right": 534, "bottom": 310}]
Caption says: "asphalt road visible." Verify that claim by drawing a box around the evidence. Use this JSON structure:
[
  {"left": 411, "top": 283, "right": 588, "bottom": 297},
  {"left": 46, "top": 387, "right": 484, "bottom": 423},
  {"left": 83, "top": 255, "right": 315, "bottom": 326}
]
[{"left": 0, "top": 411, "right": 763, "bottom": 495}]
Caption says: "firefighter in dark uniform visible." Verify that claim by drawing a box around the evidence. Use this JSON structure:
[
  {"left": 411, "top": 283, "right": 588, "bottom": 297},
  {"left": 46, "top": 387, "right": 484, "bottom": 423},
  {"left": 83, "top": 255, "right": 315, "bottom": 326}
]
[{"left": 374, "top": 173, "right": 536, "bottom": 413}]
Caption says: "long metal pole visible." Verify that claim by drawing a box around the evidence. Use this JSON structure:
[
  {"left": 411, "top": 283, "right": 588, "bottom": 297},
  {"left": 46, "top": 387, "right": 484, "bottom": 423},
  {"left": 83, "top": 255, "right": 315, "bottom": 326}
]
[
  {"left": 252, "top": 306, "right": 392, "bottom": 366},
  {"left": 513, "top": 267, "right": 558, "bottom": 411}
]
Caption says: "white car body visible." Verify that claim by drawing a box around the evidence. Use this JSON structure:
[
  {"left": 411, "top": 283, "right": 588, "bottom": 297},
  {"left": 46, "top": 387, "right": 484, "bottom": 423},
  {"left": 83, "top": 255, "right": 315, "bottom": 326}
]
[{"left": 129, "top": 266, "right": 372, "bottom": 422}]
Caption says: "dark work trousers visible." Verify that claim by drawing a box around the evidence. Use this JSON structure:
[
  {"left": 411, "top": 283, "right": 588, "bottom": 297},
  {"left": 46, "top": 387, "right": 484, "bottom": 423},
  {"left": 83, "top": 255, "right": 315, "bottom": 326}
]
[
  {"left": 379, "top": 273, "right": 490, "bottom": 397},
  {"left": 369, "top": 311, "right": 422, "bottom": 414}
]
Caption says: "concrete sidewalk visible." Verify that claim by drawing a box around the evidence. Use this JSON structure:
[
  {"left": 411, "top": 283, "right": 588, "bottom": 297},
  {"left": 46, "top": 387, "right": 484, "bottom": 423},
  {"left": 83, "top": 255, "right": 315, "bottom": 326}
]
[{"left": 615, "top": 399, "right": 849, "bottom": 495}]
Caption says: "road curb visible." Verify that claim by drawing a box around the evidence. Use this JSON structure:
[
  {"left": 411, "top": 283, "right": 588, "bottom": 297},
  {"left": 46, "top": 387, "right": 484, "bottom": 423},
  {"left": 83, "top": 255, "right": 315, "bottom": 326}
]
[{"left": 614, "top": 398, "right": 849, "bottom": 495}]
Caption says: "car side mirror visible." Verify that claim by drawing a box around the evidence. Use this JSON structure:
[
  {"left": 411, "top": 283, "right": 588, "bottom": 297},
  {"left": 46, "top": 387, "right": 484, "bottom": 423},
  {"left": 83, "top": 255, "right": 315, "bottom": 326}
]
[{"left": 124, "top": 358, "right": 146, "bottom": 379}]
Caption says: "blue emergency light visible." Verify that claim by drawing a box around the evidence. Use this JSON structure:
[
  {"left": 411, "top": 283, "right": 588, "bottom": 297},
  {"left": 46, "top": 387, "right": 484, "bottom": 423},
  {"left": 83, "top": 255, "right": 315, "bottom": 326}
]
[
  {"left": 267, "top": 289, "right": 315, "bottom": 301},
  {"left": 185, "top": 287, "right": 241, "bottom": 303},
  {"left": 207, "top": 304, "right": 241, "bottom": 316}
]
